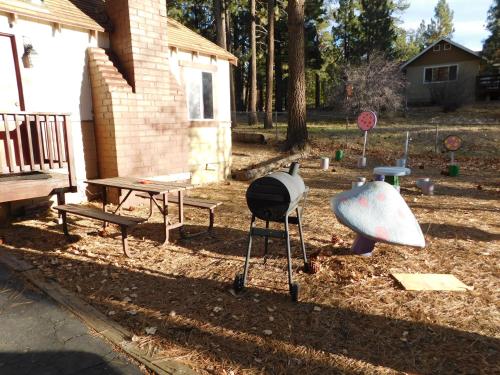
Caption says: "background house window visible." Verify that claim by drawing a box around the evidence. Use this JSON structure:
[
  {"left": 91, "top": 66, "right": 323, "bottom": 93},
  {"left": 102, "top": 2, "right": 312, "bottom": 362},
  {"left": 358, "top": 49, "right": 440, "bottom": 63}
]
[
  {"left": 187, "top": 70, "right": 214, "bottom": 120},
  {"left": 424, "top": 65, "right": 458, "bottom": 83},
  {"left": 433, "top": 44, "right": 441, "bottom": 51},
  {"left": 443, "top": 43, "right": 451, "bottom": 50}
]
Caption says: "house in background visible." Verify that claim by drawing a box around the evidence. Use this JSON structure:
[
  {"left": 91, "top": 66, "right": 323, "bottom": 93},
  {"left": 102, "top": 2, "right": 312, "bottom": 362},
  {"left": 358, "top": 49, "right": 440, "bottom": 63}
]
[
  {"left": 0, "top": 0, "right": 236, "bottom": 215},
  {"left": 401, "top": 38, "right": 484, "bottom": 105}
]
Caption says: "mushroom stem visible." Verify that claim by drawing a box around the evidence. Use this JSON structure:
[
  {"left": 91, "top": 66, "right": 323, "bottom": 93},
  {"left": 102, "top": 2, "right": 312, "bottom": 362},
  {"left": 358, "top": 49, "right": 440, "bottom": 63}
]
[{"left": 351, "top": 234, "right": 376, "bottom": 256}]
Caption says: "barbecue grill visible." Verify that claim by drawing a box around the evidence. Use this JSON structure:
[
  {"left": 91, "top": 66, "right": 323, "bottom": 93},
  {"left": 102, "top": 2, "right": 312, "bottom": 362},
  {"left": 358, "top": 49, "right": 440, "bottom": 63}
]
[{"left": 233, "top": 162, "right": 311, "bottom": 302}]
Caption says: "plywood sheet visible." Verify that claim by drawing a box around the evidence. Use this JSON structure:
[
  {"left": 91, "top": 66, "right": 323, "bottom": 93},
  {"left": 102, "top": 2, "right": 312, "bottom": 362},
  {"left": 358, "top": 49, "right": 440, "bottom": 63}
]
[{"left": 392, "top": 273, "right": 473, "bottom": 291}]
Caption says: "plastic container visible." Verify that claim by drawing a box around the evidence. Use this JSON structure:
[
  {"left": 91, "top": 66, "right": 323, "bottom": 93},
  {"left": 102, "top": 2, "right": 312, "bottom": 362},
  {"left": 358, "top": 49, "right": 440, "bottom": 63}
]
[
  {"left": 449, "top": 164, "right": 460, "bottom": 177},
  {"left": 352, "top": 181, "right": 365, "bottom": 188},
  {"left": 357, "top": 156, "right": 367, "bottom": 168},
  {"left": 421, "top": 181, "right": 434, "bottom": 195},
  {"left": 335, "top": 150, "right": 344, "bottom": 161},
  {"left": 320, "top": 157, "right": 329, "bottom": 170},
  {"left": 416, "top": 177, "right": 430, "bottom": 188}
]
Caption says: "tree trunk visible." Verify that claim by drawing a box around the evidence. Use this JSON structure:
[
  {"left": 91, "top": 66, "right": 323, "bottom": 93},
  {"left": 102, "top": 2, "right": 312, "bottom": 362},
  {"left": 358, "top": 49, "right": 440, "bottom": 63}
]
[
  {"left": 286, "top": 0, "right": 307, "bottom": 150},
  {"left": 275, "top": 42, "right": 284, "bottom": 112},
  {"left": 214, "top": 0, "right": 226, "bottom": 48},
  {"left": 248, "top": 0, "right": 258, "bottom": 125},
  {"left": 264, "top": 0, "right": 275, "bottom": 129},
  {"left": 315, "top": 72, "right": 321, "bottom": 109},
  {"left": 224, "top": 1, "right": 237, "bottom": 127}
]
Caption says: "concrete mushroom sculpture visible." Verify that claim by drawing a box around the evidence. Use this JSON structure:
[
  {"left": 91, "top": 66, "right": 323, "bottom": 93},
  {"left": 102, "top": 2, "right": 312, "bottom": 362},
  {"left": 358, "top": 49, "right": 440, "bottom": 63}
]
[{"left": 331, "top": 181, "right": 425, "bottom": 256}]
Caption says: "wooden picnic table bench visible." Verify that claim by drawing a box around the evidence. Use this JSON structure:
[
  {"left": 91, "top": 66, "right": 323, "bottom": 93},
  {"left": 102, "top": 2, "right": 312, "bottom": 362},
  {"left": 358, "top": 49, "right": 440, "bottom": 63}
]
[
  {"left": 136, "top": 192, "right": 222, "bottom": 238},
  {"left": 54, "top": 204, "right": 143, "bottom": 257}
]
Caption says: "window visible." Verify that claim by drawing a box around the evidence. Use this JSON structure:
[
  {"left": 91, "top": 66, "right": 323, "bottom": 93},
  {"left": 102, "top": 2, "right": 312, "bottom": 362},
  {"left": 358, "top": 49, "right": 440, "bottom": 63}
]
[
  {"left": 186, "top": 70, "right": 214, "bottom": 120},
  {"left": 424, "top": 65, "right": 458, "bottom": 83},
  {"left": 433, "top": 44, "right": 441, "bottom": 51},
  {"left": 443, "top": 43, "right": 451, "bottom": 50}
]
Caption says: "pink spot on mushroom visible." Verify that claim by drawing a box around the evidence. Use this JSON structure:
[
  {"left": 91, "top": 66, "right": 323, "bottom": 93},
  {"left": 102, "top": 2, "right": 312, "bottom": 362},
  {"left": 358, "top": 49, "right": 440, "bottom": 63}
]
[
  {"left": 376, "top": 193, "right": 386, "bottom": 201},
  {"left": 375, "top": 226, "right": 390, "bottom": 241},
  {"left": 358, "top": 196, "right": 369, "bottom": 207}
]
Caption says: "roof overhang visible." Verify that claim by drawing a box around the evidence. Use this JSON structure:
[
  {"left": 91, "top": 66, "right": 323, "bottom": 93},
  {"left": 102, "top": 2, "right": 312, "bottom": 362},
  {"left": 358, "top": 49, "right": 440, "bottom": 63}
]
[
  {"left": 401, "top": 37, "right": 482, "bottom": 70},
  {"left": 0, "top": 0, "right": 105, "bottom": 32}
]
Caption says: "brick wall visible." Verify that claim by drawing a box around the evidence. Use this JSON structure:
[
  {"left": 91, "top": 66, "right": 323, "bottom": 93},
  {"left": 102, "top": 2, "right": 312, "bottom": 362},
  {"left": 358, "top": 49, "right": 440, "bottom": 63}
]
[{"left": 88, "top": 0, "right": 190, "bottom": 202}]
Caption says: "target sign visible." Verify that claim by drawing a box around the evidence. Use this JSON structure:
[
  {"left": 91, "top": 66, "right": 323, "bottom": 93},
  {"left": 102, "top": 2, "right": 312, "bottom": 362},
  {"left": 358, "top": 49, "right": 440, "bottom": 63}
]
[
  {"left": 443, "top": 135, "right": 463, "bottom": 151},
  {"left": 357, "top": 111, "right": 377, "bottom": 131}
]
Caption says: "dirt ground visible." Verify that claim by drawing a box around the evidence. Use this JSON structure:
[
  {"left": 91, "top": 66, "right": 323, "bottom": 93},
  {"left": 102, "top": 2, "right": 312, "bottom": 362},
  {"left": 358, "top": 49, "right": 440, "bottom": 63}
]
[{"left": 1, "top": 117, "right": 499, "bottom": 375}]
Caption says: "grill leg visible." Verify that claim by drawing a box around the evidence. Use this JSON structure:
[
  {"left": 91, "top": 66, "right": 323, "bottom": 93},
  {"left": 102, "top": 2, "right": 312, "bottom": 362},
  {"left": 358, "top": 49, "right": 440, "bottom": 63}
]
[
  {"left": 284, "top": 215, "right": 293, "bottom": 287},
  {"left": 296, "top": 208, "right": 308, "bottom": 265},
  {"left": 263, "top": 220, "right": 270, "bottom": 263},
  {"left": 242, "top": 215, "right": 255, "bottom": 285}
]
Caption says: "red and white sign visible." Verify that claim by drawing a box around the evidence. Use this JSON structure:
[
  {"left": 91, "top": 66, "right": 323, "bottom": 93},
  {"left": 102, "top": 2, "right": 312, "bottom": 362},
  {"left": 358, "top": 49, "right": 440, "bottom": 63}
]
[
  {"left": 357, "top": 111, "right": 377, "bottom": 131},
  {"left": 443, "top": 135, "right": 462, "bottom": 151}
]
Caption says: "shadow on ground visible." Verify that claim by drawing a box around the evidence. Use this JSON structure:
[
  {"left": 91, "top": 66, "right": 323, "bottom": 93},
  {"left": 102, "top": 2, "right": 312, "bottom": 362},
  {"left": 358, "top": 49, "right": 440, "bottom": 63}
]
[{"left": 1, "top": 222, "right": 499, "bottom": 374}]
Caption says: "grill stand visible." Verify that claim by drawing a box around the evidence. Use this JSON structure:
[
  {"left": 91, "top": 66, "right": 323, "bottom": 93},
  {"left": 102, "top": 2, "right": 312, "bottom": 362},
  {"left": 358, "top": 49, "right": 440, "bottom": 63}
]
[{"left": 234, "top": 206, "right": 309, "bottom": 302}]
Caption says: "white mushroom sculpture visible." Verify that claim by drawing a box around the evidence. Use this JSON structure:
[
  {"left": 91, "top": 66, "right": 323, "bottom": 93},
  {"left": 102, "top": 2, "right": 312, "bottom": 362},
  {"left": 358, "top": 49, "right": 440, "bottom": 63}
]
[{"left": 331, "top": 181, "right": 425, "bottom": 256}]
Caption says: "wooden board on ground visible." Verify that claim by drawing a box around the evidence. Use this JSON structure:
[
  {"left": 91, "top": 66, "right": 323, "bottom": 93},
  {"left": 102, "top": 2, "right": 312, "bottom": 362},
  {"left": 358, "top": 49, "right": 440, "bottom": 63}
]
[{"left": 392, "top": 273, "right": 473, "bottom": 291}]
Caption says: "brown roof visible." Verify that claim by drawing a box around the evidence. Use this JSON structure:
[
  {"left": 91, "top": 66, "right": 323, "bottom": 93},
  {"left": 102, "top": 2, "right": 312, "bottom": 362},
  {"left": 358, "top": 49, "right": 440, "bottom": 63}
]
[
  {"left": 0, "top": 0, "right": 106, "bottom": 31},
  {"left": 0, "top": 0, "right": 237, "bottom": 64},
  {"left": 167, "top": 18, "right": 237, "bottom": 65}
]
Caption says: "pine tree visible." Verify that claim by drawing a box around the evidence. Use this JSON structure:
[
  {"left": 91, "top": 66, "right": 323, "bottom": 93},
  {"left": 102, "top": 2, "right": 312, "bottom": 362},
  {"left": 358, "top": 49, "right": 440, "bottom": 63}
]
[
  {"left": 264, "top": 0, "right": 275, "bottom": 128},
  {"left": 286, "top": 0, "right": 308, "bottom": 150},
  {"left": 424, "top": 0, "right": 454, "bottom": 45},
  {"left": 331, "top": 0, "right": 362, "bottom": 64},
  {"left": 482, "top": 0, "right": 500, "bottom": 68},
  {"left": 359, "top": 0, "right": 398, "bottom": 60}
]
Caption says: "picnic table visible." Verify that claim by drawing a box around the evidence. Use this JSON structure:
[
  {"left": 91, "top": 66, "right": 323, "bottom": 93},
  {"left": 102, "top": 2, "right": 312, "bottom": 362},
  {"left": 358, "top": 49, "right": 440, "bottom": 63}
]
[{"left": 85, "top": 177, "right": 193, "bottom": 245}]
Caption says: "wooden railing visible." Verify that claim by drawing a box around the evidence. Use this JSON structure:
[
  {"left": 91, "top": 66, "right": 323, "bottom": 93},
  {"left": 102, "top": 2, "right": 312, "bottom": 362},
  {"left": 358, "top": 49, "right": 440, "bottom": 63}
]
[
  {"left": 477, "top": 74, "right": 500, "bottom": 92},
  {"left": 0, "top": 112, "right": 76, "bottom": 188}
]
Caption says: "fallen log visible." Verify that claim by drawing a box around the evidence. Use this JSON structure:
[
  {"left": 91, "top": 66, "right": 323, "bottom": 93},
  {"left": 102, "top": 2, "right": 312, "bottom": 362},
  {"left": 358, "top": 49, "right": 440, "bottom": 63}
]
[
  {"left": 232, "top": 153, "right": 304, "bottom": 181},
  {"left": 232, "top": 132, "right": 267, "bottom": 144}
]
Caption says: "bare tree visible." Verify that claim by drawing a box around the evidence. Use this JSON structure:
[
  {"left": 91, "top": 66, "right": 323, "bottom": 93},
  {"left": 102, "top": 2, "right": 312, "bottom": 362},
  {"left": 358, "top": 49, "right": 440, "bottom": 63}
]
[
  {"left": 343, "top": 52, "right": 407, "bottom": 116},
  {"left": 248, "top": 0, "right": 258, "bottom": 125},
  {"left": 264, "top": 0, "right": 275, "bottom": 128},
  {"left": 286, "top": 0, "right": 308, "bottom": 150}
]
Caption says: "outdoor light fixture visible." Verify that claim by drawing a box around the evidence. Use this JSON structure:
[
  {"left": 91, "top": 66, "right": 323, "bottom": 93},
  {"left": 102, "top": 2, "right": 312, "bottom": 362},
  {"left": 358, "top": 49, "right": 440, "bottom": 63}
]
[{"left": 22, "top": 42, "right": 38, "bottom": 68}]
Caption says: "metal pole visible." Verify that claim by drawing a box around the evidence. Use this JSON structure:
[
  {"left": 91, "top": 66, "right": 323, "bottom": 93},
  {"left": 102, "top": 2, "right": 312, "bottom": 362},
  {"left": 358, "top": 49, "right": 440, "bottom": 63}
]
[
  {"left": 435, "top": 124, "right": 439, "bottom": 153},
  {"left": 362, "top": 131, "right": 368, "bottom": 158}
]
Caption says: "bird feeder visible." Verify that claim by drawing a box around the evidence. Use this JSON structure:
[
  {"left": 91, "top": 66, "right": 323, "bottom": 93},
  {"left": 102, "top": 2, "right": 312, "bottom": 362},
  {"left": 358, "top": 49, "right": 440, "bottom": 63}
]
[
  {"left": 331, "top": 181, "right": 425, "bottom": 256},
  {"left": 356, "top": 111, "right": 377, "bottom": 168},
  {"left": 443, "top": 135, "right": 462, "bottom": 177}
]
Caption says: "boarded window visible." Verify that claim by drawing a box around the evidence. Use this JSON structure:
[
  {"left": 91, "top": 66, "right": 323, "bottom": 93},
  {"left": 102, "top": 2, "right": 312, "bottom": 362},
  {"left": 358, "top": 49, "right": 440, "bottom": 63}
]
[
  {"left": 186, "top": 70, "right": 214, "bottom": 120},
  {"left": 424, "top": 65, "right": 458, "bottom": 83}
]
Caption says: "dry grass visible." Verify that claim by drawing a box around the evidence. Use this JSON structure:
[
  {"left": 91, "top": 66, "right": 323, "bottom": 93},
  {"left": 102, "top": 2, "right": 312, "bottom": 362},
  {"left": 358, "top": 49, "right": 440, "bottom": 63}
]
[{"left": 1, "top": 119, "right": 499, "bottom": 375}]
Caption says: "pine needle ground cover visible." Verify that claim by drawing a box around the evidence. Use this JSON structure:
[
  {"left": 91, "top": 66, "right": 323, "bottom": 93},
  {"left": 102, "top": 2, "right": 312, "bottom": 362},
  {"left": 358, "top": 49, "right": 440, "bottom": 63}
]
[{"left": 1, "top": 114, "right": 499, "bottom": 374}]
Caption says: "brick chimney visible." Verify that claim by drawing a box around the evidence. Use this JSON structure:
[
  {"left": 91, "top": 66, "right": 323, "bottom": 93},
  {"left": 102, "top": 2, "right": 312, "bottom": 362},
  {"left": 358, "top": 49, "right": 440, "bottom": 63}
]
[{"left": 88, "top": 0, "right": 190, "bottom": 198}]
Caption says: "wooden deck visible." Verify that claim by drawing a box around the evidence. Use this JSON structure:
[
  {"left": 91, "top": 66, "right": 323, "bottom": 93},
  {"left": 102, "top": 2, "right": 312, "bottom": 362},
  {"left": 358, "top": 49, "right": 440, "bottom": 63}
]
[
  {"left": 0, "top": 112, "right": 76, "bottom": 203},
  {"left": 0, "top": 171, "right": 71, "bottom": 204}
]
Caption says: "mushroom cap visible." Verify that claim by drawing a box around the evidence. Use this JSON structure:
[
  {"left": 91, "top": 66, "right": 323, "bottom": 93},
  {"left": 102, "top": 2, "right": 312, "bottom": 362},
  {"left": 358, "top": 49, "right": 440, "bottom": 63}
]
[
  {"left": 331, "top": 181, "right": 425, "bottom": 248},
  {"left": 373, "top": 166, "right": 411, "bottom": 176}
]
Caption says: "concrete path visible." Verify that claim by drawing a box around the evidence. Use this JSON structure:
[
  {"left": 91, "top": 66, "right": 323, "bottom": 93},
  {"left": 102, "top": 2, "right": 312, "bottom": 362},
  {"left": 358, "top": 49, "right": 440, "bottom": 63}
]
[{"left": 0, "top": 262, "right": 143, "bottom": 375}]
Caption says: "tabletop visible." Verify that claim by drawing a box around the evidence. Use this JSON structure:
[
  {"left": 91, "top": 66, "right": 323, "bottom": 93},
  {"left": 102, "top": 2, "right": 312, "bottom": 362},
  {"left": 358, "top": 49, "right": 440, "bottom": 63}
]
[
  {"left": 85, "top": 177, "right": 194, "bottom": 194},
  {"left": 373, "top": 167, "right": 411, "bottom": 176}
]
